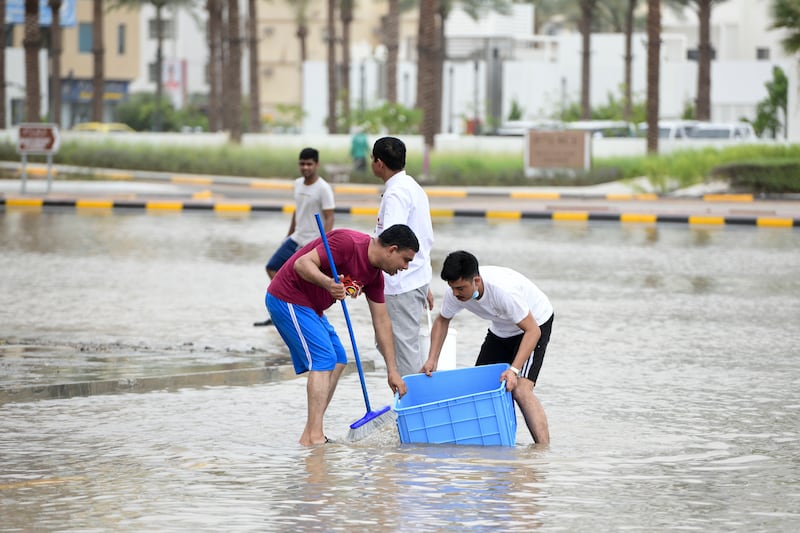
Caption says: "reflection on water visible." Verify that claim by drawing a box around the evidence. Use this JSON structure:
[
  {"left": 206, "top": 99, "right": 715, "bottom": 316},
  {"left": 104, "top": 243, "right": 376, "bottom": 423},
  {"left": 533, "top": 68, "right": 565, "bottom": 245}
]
[{"left": 1, "top": 209, "right": 800, "bottom": 531}]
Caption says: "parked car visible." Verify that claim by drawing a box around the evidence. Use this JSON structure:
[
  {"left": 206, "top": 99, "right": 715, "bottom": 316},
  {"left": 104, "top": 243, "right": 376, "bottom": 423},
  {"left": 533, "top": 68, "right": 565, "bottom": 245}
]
[
  {"left": 495, "top": 119, "right": 564, "bottom": 136},
  {"left": 687, "top": 122, "right": 756, "bottom": 140},
  {"left": 636, "top": 120, "right": 698, "bottom": 140},
  {"left": 565, "top": 120, "right": 635, "bottom": 138},
  {"left": 71, "top": 122, "right": 135, "bottom": 133}
]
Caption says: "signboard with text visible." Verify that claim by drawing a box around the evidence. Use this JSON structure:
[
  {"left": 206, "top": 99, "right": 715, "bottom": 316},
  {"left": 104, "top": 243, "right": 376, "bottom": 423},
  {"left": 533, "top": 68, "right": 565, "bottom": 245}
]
[
  {"left": 525, "top": 130, "right": 590, "bottom": 176},
  {"left": 17, "top": 123, "right": 61, "bottom": 155}
]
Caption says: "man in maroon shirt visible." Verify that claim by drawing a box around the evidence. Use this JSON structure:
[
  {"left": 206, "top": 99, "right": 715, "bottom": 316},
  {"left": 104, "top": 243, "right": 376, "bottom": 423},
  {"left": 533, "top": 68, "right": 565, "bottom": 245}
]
[{"left": 266, "top": 225, "right": 419, "bottom": 446}]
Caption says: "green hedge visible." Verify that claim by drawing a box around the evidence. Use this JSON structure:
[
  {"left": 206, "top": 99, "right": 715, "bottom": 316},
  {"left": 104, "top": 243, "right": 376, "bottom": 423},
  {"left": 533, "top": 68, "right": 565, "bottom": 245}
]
[
  {"left": 710, "top": 158, "right": 800, "bottom": 193},
  {"left": 3, "top": 139, "right": 800, "bottom": 192}
]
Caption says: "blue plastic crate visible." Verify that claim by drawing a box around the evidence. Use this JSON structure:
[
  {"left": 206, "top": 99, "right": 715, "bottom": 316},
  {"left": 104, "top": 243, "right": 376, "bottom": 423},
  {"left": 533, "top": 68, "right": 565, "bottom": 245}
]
[{"left": 393, "top": 363, "right": 517, "bottom": 446}]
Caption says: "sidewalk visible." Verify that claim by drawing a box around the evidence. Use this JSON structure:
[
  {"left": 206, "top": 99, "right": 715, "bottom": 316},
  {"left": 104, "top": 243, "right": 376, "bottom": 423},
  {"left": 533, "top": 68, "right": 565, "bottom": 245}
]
[{"left": 2, "top": 162, "right": 799, "bottom": 227}]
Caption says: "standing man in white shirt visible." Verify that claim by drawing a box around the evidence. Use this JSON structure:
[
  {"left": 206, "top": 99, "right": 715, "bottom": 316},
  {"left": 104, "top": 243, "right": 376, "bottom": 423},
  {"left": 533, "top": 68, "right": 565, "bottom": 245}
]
[
  {"left": 255, "top": 147, "right": 336, "bottom": 326},
  {"left": 371, "top": 137, "right": 435, "bottom": 377}
]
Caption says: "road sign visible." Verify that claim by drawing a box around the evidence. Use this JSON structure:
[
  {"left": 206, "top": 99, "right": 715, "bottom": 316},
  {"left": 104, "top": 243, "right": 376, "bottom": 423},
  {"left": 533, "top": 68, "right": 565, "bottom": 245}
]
[{"left": 17, "top": 123, "right": 61, "bottom": 155}]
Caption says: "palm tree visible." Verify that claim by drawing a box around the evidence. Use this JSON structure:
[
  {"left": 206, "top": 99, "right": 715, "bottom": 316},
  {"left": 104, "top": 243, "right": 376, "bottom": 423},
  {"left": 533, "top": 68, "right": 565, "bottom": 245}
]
[
  {"left": 694, "top": 0, "right": 712, "bottom": 120},
  {"left": 111, "top": 0, "right": 198, "bottom": 130},
  {"left": 622, "top": 0, "right": 637, "bottom": 121},
  {"left": 248, "top": 0, "right": 260, "bottom": 132},
  {"left": 288, "top": 0, "right": 312, "bottom": 63},
  {"left": 92, "top": 0, "right": 105, "bottom": 122},
  {"left": 385, "top": 0, "right": 400, "bottom": 103},
  {"left": 770, "top": 0, "right": 800, "bottom": 141},
  {"left": 646, "top": 0, "right": 660, "bottom": 153},
  {"left": 227, "top": 0, "right": 243, "bottom": 142},
  {"left": 49, "top": 0, "right": 64, "bottom": 127},
  {"left": 326, "top": 0, "right": 337, "bottom": 133},
  {"left": 341, "top": 0, "right": 354, "bottom": 123},
  {"left": 416, "top": 0, "right": 440, "bottom": 150},
  {"left": 284, "top": 0, "right": 312, "bottom": 126},
  {"left": 771, "top": 0, "right": 800, "bottom": 53},
  {"left": 578, "top": 0, "right": 597, "bottom": 119},
  {"left": 24, "top": 0, "right": 42, "bottom": 122},
  {"left": 207, "top": 0, "right": 223, "bottom": 131},
  {"left": 0, "top": 1, "right": 7, "bottom": 128}
]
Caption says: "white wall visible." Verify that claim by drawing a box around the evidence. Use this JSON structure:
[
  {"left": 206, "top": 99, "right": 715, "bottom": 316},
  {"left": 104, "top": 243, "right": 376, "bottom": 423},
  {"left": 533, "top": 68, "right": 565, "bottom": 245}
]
[
  {"left": 129, "top": 3, "right": 211, "bottom": 104},
  {"left": 3, "top": 49, "right": 49, "bottom": 128}
]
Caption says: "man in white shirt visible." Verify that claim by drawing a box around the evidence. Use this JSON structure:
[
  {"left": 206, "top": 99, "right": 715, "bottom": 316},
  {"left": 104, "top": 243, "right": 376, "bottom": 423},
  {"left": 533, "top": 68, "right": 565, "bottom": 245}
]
[
  {"left": 255, "top": 147, "right": 335, "bottom": 326},
  {"left": 371, "top": 137, "right": 435, "bottom": 377},
  {"left": 422, "top": 250, "right": 554, "bottom": 445}
]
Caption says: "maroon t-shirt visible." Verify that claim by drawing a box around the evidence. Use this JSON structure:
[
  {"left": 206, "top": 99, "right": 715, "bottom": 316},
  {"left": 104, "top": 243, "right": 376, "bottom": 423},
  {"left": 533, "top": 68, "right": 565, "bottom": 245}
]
[{"left": 267, "top": 229, "right": 386, "bottom": 316}]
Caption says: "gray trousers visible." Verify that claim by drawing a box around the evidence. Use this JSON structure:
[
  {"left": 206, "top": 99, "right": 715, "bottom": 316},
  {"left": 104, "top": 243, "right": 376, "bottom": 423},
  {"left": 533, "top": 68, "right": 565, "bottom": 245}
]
[{"left": 385, "top": 285, "right": 429, "bottom": 378}]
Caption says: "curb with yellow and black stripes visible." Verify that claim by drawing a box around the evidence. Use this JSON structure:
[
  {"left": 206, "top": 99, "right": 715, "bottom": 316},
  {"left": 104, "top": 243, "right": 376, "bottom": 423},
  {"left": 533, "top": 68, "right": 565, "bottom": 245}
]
[{"left": 2, "top": 196, "right": 797, "bottom": 228}]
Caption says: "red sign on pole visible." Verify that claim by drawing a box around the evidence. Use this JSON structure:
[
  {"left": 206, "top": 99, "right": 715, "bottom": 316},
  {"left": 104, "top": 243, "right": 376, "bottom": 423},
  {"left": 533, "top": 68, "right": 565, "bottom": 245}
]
[{"left": 17, "top": 123, "right": 61, "bottom": 154}]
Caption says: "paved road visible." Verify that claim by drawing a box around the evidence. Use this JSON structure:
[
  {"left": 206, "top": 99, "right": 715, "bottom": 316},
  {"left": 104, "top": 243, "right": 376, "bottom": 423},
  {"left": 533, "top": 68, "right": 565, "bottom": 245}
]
[{"left": 2, "top": 167, "right": 799, "bottom": 226}]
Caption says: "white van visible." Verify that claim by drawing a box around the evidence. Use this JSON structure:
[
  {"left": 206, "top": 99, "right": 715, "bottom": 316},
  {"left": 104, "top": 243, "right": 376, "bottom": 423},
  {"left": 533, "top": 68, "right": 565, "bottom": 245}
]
[
  {"left": 688, "top": 122, "right": 756, "bottom": 140},
  {"left": 637, "top": 120, "right": 698, "bottom": 140}
]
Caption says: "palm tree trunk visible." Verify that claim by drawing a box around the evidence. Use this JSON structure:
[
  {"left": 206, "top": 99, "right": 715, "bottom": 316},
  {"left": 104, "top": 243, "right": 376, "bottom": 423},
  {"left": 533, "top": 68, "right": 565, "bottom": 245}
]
[
  {"left": 1, "top": 1, "right": 9, "bottom": 127},
  {"left": 227, "top": 0, "right": 243, "bottom": 143},
  {"left": 385, "top": 0, "right": 399, "bottom": 104},
  {"left": 434, "top": 2, "right": 446, "bottom": 137},
  {"left": 248, "top": 0, "right": 260, "bottom": 132},
  {"left": 340, "top": 0, "right": 352, "bottom": 125},
  {"left": 579, "top": 0, "right": 595, "bottom": 120},
  {"left": 207, "top": 0, "right": 223, "bottom": 131},
  {"left": 24, "top": 0, "right": 42, "bottom": 122},
  {"left": 153, "top": 3, "right": 165, "bottom": 131},
  {"left": 92, "top": 0, "right": 104, "bottom": 122},
  {"left": 416, "top": 0, "right": 439, "bottom": 150},
  {"left": 646, "top": 0, "right": 660, "bottom": 154},
  {"left": 623, "top": 0, "right": 634, "bottom": 121},
  {"left": 696, "top": 0, "right": 712, "bottom": 121},
  {"left": 326, "top": 0, "right": 337, "bottom": 133},
  {"left": 49, "top": 0, "right": 63, "bottom": 128}
]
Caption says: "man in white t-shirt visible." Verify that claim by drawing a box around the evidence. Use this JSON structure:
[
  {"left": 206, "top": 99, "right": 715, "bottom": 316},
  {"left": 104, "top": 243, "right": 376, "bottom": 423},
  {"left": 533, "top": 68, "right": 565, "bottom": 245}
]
[
  {"left": 371, "top": 137, "right": 435, "bottom": 377},
  {"left": 422, "top": 250, "right": 554, "bottom": 445},
  {"left": 255, "top": 147, "right": 335, "bottom": 326}
]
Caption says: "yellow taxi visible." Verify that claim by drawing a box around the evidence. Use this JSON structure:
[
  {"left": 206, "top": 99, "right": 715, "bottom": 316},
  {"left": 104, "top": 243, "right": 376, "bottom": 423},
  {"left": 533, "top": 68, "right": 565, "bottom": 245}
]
[{"left": 70, "top": 122, "right": 136, "bottom": 133}]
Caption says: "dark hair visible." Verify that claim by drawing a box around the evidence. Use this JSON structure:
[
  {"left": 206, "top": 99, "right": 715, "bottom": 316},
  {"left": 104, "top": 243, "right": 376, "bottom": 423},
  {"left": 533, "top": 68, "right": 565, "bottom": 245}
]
[
  {"left": 299, "top": 147, "right": 319, "bottom": 162},
  {"left": 441, "top": 250, "right": 480, "bottom": 282},
  {"left": 372, "top": 137, "right": 405, "bottom": 171},
  {"left": 377, "top": 224, "right": 419, "bottom": 252}
]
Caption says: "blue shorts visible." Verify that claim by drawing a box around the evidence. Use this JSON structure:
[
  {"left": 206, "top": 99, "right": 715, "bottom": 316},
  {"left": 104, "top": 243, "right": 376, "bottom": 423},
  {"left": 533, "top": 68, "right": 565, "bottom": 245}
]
[
  {"left": 265, "top": 292, "right": 348, "bottom": 374},
  {"left": 266, "top": 238, "right": 299, "bottom": 273}
]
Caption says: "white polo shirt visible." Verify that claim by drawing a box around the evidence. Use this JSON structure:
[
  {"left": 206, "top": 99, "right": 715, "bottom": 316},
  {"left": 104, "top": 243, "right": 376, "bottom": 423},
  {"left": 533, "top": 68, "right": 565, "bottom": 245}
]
[
  {"left": 440, "top": 266, "right": 553, "bottom": 338},
  {"left": 374, "top": 170, "right": 434, "bottom": 295}
]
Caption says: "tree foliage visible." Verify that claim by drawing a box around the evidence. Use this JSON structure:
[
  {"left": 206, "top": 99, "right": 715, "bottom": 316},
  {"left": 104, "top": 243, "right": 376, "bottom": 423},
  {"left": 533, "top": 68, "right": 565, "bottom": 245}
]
[
  {"left": 749, "top": 66, "right": 788, "bottom": 138},
  {"left": 771, "top": 0, "right": 800, "bottom": 53}
]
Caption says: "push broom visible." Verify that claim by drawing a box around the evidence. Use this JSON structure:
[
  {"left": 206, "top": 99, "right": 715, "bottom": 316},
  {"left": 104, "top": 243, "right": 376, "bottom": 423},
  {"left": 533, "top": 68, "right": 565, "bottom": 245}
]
[{"left": 314, "top": 214, "right": 397, "bottom": 442}]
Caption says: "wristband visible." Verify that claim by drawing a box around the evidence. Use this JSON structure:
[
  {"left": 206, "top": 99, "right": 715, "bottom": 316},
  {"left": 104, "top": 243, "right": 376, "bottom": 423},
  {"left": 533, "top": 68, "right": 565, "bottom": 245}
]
[{"left": 510, "top": 366, "right": 520, "bottom": 376}]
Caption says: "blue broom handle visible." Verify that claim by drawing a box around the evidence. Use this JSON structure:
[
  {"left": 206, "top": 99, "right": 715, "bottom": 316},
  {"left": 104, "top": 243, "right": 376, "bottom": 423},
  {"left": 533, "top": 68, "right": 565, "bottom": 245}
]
[{"left": 314, "top": 214, "right": 373, "bottom": 413}]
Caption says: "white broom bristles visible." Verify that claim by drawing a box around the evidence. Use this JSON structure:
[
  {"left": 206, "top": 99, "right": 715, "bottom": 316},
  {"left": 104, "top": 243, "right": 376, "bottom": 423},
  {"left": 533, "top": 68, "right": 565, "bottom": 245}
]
[{"left": 346, "top": 409, "right": 398, "bottom": 442}]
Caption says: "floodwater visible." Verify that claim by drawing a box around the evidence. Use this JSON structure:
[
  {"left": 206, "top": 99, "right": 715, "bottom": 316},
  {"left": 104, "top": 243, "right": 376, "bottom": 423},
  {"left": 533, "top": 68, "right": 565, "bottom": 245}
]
[{"left": 1, "top": 208, "right": 799, "bottom": 531}]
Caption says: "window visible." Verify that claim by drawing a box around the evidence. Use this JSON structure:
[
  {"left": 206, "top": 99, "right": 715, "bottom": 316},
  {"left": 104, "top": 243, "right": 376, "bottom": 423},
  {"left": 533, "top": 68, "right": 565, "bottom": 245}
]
[
  {"left": 148, "top": 19, "right": 175, "bottom": 40},
  {"left": 4, "top": 25, "right": 13, "bottom": 48},
  {"left": 756, "top": 47, "right": 770, "bottom": 60},
  {"left": 687, "top": 47, "right": 716, "bottom": 61},
  {"left": 148, "top": 63, "right": 158, "bottom": 83},
  {"left": 78, "top": 23, "right": 92, "bottom": 53},
  {"left": 118, "top": 24, "right": 126, "bottom": 55}
]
